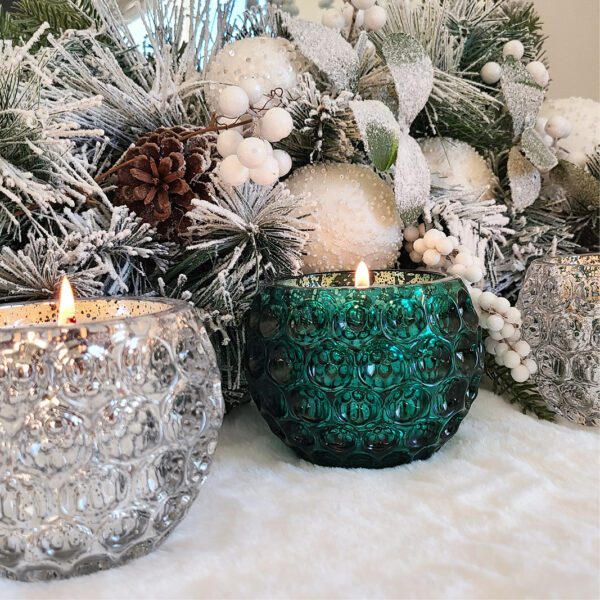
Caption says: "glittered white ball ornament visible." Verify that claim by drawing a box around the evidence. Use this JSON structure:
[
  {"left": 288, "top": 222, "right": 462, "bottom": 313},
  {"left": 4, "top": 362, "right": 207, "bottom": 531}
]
[
  {"left": 526, "top": 61, "right": 550, "bottom": 87},
  {"left": 285, "top": 163, "right": 403, "bottom": 272},
  {"left": 217, "top": 129, "right": 243, "bottom": 158},
  {"left": 539, "top": 97, "right": 600, "bottom": 167},
  {"left": 480, "top": 61, "right": 502, "bottom": 85},
  {"left": 363, "top": 5, "right": 387, "bottom": 31},
  {"left": 419, "top": 138, "right": 497, "bottom": 201},
  {"left": 204, "top": 37, "right": 305, "bottom": 113},
  {"left": 503, "top": 40, "right": 525, "bottom": 60},
  {"left": 260, "top": 107, "right": 294, "bottom": 143}
]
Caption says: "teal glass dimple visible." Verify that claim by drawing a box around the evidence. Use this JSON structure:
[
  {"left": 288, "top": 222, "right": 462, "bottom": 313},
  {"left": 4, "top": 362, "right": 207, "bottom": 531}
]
[{"left": 245, "top": 270, "right": 484, "bottom": 468}]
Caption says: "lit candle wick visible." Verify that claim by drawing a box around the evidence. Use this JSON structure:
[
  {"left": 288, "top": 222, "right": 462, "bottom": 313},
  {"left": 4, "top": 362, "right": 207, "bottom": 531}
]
[
  {"left": 355, "top": 260, "right": 371, "bottom": 289},
  {"left": 57, "top": 276, "right": 77, "bottom": 326}
]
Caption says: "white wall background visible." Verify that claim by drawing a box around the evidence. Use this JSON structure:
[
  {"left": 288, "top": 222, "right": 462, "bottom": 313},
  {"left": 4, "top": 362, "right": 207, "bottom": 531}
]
[{"left": 296, "top": 0, "right": 600, "bottom": 101}]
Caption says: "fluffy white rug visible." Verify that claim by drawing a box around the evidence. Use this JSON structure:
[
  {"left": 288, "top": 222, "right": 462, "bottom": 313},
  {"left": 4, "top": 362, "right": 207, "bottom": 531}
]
[{"left": 2, "top": 389, "right": 599, "bottom": 600}]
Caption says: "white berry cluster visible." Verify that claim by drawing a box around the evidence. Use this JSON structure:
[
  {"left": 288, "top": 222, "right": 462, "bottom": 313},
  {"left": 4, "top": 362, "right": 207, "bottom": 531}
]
[
  {"left": 480, "top": 40, "right": 549, "bottom": 88},
  {"left": 403, "top": 225, "right": 484, "bottom": 284},
  {"left": 322, "top": 0, "right": 387, "bottom": 34},
  {"left": 216, "top": 85, "right": 294, "bottom": 188},
  {"left": 470, "top": 289, "right": 537, "bottom": 383},
  {"left": 534, "top": 114, "right": 573, "bottom": 149}
]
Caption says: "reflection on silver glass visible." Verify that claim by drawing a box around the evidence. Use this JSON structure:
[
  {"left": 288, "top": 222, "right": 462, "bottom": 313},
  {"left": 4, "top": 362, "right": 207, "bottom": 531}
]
[
  {"left": 518, "top": 255, "right": 599, "bottom": 426},
  {"left": 0, "top": 298, "right": 224, "bottom": 581}
]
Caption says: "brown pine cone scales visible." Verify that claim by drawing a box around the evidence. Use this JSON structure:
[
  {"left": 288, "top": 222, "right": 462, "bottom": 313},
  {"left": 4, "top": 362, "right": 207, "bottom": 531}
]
[{"left": 113, "top": 126, "right": 218, "bottom": 240}]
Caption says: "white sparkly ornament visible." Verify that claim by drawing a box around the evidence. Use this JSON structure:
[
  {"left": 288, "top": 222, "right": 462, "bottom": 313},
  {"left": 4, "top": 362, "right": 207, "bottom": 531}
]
[
  {"left": 273, "top": 149, "right": 293, "bottom": 177},
  {"left": 249, "top": 157, "right": 279, "bottom": 187},
  {"left": 322, "top": 8, "right": 345, "bottom": 30},
  {"left": 539, "top": 98, "right": 600, "bottom": 167},
  {"left": 260, "top": 107, "right": 294, "bottom": 143},
  {"left": 545, "top": 115, "right": 572, "bottom": 140},
  {"left": 218, "top": 86, "right": 249, "bottom": 119},
  {"left": 217, "top": 129, "right": 243, "bottom": 158},
  {"left": 220, "top": 155, "right": 250, "bottom": 187},
  {"left": 204, "top": 37, "right": 305, "bottom": 113},
  {"left": 526, "top": 61, "right": 550, "bottom": 87},
  {"left": 237, "top": 137, "right": 268, "bottom": 169},
  {"left": 363, "top": 5, "right": 387, "bottom": 31},
  {"left": 503, "top": 40, "right": 525, "bottom": 60},
  {"left": 480, "top": 62, "right": 502, "bottom": 85},
  {"left": 286, "top": 163, "right": 403, "bottom": 273},
  {"left": 419, "top": 138, "right": 497, "bottom": 201}
]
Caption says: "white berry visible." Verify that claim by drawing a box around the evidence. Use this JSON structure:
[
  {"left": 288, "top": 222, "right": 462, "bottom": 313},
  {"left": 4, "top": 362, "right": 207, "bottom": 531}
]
[
  {"left": 484, "top": 337, "right": 497, "bottom": 354},
  {"left": 479, "top": 291, "right": 497, "bottom": 311},
  {"left": 237, "top": 137, "right": 268, "bottom": 169},
  {"left": 464, "top": 266, "right": 483, "bottom": 284},
  {"left": 250, "top": 156, "right": 280, "bottom": 186},
  {"left": 343, "top": 4, "right": 365, "bottom": 27},
  {"left": 523, "top": 358, "right": 538, "bottom": 375},
  {"left": 487, "top": 314, "right": 505, "bottom": 332},
  {"left": 492, "top": 296, "right": 511, "bottom": 315},
  {"left": 503, "top": 350, "right": 521, "bottom": 369},
  {"left": 404, "top": 225, "right": 420, "bottom": 243},
  {"left": 352, "top": 0, "right": 376, "bottom": 9},
  {"left": 503, "top": 40, "right": 525, "bottom": 60},
  {"left": 413, "top": 238, "right": 427, "bottom": 254},
  {"left": 480, "top": 62, "right": 502, "bottom": 85},
  {"left": 219, "top": 85, "right": 250, "bottom": 119},
  {"left": 435, "top": 237, "right": 454, "bottom": 256},
  {"left": 455, "top": 252, "right": 474, "bottom": 267},
  {"left": 260, "top": 107, "right": 294, "bottom": 143},
  {"left": 240, "top": 78, "right": 264, "bottom": 106},
  {"left": 363, "top": 5, "right": 386, "bottom": 31},
  {"left": 505, "top": 307, "right": 522, "bottom": 324},
  {"left": 220, "top": 155, "right": 250, "bottom": 187},
  {"left": 447, "top": 236, "right": 459, "bottom": 250},
  {"left": 500, "top": 323, "right": 516, "bottom": 339},
  {"left": 514, "top": 340, "right": 531, "bottom": 358},
  {"left": 273, "top": 149, "right": 293, "bottom": 177},
  {"left": 409, "top": 251, "right": 423, "bottom": 264},
  {"left": 469, "top": 287, "right": 483, "bottom": 303},
  {"left": 322, "top": 8, "right": 345, "bottom": 30},
  {"left": 489, "top": 330, "right": 505, "bottom": 341},
  {"left": 448, "top": 263, "right": 466, "bottom": 277},
  {"left": 423, "top": 228, "right": 445, "bottom": 248},
  {"left": 511, "top": 364, "right": 531, "bottom": 383},
  {"left": 535, "top": 117, "right": 548, "bottom": 136},
  {"left": 423, "top": 249, "right": 441, "bottom": 266},
  {"left": 217, "top": 129, "right": 243, "bottom": 158},
  {"left": 526, "top": 61, "right": 549, "bottom": 87},
  {"left": 507, "top": 329, "right": 522, "bottom": 343},
  {"left": 263, "top": 140, "right": 274, "bottom": 156},
  {"left": 545, "top": 115, "right": 572, "bottom": 140},
  {"left": 495, "top": 342, "right": 509, "bottom": 357}
]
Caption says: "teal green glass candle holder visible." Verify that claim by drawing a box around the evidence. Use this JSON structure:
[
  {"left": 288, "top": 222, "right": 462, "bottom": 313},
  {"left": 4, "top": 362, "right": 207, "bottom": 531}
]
[{"left": 245, "top": 270, "right": 484, "bottom": 468}]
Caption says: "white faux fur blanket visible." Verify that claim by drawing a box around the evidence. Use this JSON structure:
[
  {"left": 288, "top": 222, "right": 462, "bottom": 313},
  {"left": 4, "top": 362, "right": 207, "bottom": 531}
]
[{"left": 2, "top": 389, "right": 599, "bottom": 600}]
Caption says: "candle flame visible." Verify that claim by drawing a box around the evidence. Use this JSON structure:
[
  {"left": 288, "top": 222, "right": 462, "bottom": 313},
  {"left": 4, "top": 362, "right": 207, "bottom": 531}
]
[
  {"left": 57, "top": 276, "right": 77, "bottom": 326},
  {"left": 354, "top": 260, "right": 370, "bottom": 288}
]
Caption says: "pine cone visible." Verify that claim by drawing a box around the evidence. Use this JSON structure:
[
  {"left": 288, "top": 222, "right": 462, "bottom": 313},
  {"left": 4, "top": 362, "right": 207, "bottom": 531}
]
[{"left": 113, "top": 126, "right": 218, "bottom": 240}]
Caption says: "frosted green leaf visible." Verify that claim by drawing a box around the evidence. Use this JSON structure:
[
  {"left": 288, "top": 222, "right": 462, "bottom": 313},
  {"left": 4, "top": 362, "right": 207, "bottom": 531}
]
[
  {"left": 284, "top": 17, "right": 359, "bottom": 92},
  {"left": 549, "top": 160, "right": 600, "bottom": 212},
  {"left": 508, "top": 147, "right": 541, "bottom": 211},
  {"left": 394, "top": 132, "right": 430, "bottom": 223},
  {"left": 381, "top": 33, "right": 433, "bottom": 129},
  {"left": 521, "top": 128, "right": 558, "bottom": 172},
  {"left": 501, "top": 57, "right": 545, "bottom": 137},
  {"left": 349, "top": 100, "right": 400, "bottom": 171}
]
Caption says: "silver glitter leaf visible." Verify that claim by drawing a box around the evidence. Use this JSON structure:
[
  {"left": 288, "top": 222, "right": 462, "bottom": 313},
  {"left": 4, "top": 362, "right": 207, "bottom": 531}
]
[
  {"left": 394, "top": 132, "right": 431, "bottom": 223},
  {"left": 508, "top": 147, "right": 541, "bottom": 211},
  {"left": 381, "top": 33, "right": 433, "bottom": 129},
  {"left": 349, "top": 100, "right": 400, "bottom": 171},
  {"left": 284, "top": 17, "right": 359, "bottom": 92},
  {"left": 501, "top": 57, "right": 545, "bottom": 137},
  {"left": 521, "top": 128, "right": 558, "bottom": 172}
]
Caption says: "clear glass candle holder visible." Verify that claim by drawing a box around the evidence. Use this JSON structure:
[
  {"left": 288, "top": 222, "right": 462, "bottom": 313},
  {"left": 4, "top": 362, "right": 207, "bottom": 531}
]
[
  {"left": 0, "top": 298, "right": 224, "bottom": 581},
  {"left": 245, "top": 271, "right": 484, "bottom": 468},
  {"left": 518, "top": 254, "right": 600, "bottom": 426}
]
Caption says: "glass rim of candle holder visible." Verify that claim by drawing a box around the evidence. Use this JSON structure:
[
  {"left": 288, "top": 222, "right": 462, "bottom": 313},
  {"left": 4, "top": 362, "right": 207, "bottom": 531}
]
[
  {"left": 272, "top": 269, "right": 459, "bottom": 290},
  {"left": 531, "top": 253, "right": 600, "bottom": 268},
  {"left": 0, "top": 296, "right": 193, "bottom": 332}
]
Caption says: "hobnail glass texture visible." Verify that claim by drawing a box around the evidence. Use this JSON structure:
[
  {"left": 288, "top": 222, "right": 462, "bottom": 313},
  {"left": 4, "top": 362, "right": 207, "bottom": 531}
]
[
  {"left": 0, "top": 298, "right": 224, "bottom": 581},
  {"left": 518, "top": 254, "right": 600, "bottom": 426},
  {"left": 245, "top": 271, "right": 484, "bottom": 468}
]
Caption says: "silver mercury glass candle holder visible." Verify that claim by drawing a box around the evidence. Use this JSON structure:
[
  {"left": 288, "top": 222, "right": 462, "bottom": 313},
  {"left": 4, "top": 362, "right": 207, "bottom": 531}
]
[
  {"left": 0, "top": 297, "right": 224, "bottom": 581},
  {"left": 518, "top": 254, "right": 600, "bottom": 426}
]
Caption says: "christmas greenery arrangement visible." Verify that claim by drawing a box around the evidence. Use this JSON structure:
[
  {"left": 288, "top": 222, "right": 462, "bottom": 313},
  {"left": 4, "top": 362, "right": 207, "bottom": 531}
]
[{"left": 1, "top": 0, "right": 598, "bottom": 416}]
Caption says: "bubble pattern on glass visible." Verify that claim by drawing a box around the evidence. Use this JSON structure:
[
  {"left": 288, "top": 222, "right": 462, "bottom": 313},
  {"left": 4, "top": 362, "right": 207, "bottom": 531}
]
[
  {"left": 0, "top": 301, "right": 224, "bottom": 581},
  {"left": 245, "top": 271, "right": 484, "bottom": 468},
  {"left": 518, "top": 255, "right": 600, "bottom": 426}
]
